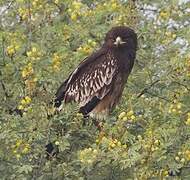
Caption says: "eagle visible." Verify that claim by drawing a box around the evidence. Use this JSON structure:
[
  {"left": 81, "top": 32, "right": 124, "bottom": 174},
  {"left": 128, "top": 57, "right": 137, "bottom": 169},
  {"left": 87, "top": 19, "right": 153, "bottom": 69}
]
[{"left": 54, "top": 26, "right": 137, "bottom": 119}]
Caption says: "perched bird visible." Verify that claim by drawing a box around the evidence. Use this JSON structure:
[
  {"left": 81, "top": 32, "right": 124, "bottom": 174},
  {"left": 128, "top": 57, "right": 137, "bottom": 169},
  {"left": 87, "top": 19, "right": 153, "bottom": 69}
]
[{"left": 55, "top": 26, "right": 137, "bottom": 119}]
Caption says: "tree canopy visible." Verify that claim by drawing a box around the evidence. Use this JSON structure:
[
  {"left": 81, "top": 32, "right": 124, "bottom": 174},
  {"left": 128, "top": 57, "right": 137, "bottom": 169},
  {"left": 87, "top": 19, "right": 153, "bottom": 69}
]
[{"left": 0, "top": 0, "right": 190, "bottom": 179}]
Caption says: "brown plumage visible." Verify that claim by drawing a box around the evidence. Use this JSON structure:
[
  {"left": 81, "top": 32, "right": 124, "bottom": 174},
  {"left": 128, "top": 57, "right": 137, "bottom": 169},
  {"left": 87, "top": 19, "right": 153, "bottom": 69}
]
[{"left": 55, "top": 26, "right": 137, "bottom": 118}]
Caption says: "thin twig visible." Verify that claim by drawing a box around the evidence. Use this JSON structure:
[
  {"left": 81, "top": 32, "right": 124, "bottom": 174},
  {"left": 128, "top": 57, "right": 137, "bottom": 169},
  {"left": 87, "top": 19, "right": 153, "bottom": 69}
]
[
  {"left": 171, "top": 81, "right": 190, "bottom": 91},
  {"left": 0, "top": 0, "right": 16, "bottom": 16},
  {"left": 137, "top": 79, "right": 160, "bottom": 98},
  {"left": 146, "top": 91, "right": 171, "bottom": 102}
]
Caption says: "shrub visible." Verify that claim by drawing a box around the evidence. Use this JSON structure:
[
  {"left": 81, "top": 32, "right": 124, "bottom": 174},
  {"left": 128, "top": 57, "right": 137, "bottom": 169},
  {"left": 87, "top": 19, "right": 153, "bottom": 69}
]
[{"left": 0, "top": 0, "right": 189, "bottom": 179}]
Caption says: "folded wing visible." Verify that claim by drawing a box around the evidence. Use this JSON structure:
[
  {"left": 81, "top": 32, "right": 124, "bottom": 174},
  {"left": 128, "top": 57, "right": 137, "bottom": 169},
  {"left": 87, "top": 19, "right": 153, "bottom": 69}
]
[{"left": 55, "top": 49, "right": 118, "bottom": 114}]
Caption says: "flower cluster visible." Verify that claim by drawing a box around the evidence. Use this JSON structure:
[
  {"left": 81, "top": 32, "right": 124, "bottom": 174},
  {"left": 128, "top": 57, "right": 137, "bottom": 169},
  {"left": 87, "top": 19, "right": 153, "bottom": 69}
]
[
  {"left": 185, "top": 112, "right": 190, "bottom": 125},
  {"left": 68, "top": 1, "right": 84, "bottom": 21},
  {"left": 12, "top": 139, "right": 30, "bottom": 160},
  {"left": 100, "top": 0, "right": 120, "bottom": 11},
  {"left": 6, "top": 32, "right": 25, "bottom": 57},
  {"left": 21, "top": 62, "right": 37, "bottom": 93},
  {"left": 118, "top": 110, "right": 136, "bottom": 121},
  {"left": 77, "top": 39, "right": 97, "bottom": 55},
  {"left": 79, "top": 147, "right": 98, "bottom": 165},
  {"left": 175, "top": 149, "right": 190, "bottom": 164},
  {"left": 168, "top": 101, "right": 182, "bottom": 114},
  {"left": 159, "top": 10, "right": 170, "bottom": 20},
  {"left": 108, "top": 138, "right": 123, "bottom": 150},
  {"left": 18, "top": 7, "right": 30, "bottom": 21},
  {"left": 27, "top": 47, "right": 42, "bottom": 61},
  {"left": 138, "top": 131, "right": 161, "bottom": 153},
  {"left": 6, "top": 44, "right": 20, "bottom": 57},
  {"left": 115, "top": 14, "right": 127, "bottom": 25},
  {"left": 32, "top": 0, "right": 43, "bottom": 9},
  {"left": 165, "top": 31, "right": 176, "bottom": 39},
  {"left": 96, "top": 136, "right": 127, "bottom": 151},
  {"left": 18, "top": 0, "right": 44, "bottom": 21},
  {"left": 22, "top": 63, "right": 34, "bottom": 79},
  {"left": 52, "top": 53, "right": 61, "bottom": 71},
  {"left": 162, "top": 31, "right": 177, "bottom": 44},
  {"left": 18, "top": 96, "right": 32, "bottom": 111},
  {"left": 21, "top": 47, "right": 41, "bottom": 93}
]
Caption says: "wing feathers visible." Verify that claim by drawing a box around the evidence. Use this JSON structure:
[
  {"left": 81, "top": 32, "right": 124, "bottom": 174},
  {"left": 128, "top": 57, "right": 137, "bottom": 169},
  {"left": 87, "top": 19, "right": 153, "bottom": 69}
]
[{"left": 55, "top": 49, "right": 118, "bottom": 114}]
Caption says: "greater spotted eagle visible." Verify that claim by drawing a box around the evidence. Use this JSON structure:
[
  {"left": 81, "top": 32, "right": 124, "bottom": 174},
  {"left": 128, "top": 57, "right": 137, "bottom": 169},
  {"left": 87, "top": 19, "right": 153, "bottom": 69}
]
[{"left": 54, "top": 26, "right": 137, "bottom": 119}]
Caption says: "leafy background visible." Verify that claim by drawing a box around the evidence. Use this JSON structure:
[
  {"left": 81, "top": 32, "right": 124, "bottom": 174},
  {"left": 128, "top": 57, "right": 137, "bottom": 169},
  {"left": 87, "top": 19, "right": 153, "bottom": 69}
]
[{"left": 0, "top": 0, "right": 190, "bottom": 179}]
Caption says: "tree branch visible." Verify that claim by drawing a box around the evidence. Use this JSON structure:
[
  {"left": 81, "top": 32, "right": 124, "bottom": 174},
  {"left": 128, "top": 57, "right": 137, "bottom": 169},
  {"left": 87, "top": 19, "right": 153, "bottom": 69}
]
[{"left": 137, "top": 79, "right": 160, "bottom": 98}]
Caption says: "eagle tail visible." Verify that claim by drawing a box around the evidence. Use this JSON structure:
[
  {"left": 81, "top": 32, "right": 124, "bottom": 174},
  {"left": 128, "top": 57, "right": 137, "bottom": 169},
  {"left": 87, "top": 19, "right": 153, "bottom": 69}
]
[{"left": 79, "top": 96, "right": 100, "bottom": 115}]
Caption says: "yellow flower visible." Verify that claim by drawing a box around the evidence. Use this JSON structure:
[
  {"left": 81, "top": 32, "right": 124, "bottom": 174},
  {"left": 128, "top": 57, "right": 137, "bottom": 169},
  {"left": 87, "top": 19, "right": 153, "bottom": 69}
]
[
  {"left": 122, "top": 116, "right": 128, "bottom": 121},
  {"left": 20, "top": 99, "right": 26, "bottom": 105},
  {"left": 122, "top": 144, "right": 127, "bottom": 148},
  {"left": 185, "top": 118, "right": 190, "bottom": 125},
  {"left": 79, "top": 147, "right": 98, "bottom": 164},
  {"left": 17, "top": 0, "right": 24, "bottom": 2},
  {"left": 127, "top": 110, "right": 134, "bottom": 117},
  {"left": 118, "top": 112, "right": 126, "bottom": 119},
  {"left": 137, "top": 135, "right": 142, "bottom": 140},
  {"left": 32, "top": 47, "right": 37, "bottom": 53},
  {"left": 87, "top": 160, "right": 92, "bottom": 164},
  {"left": 159, "top": 11, "right": 169, "bottom": 19},
  {"left": 26, "top": 51, "right": 32, "bottom": 57},
  {"left": 117, "top": 141, "right": 121, "bottom": 146},
  {"left": 52, "top": 53, "right": 61, "bottom": 71},
  {"left": 22, "top": 146, "right": 30, "bottom": 154},
  {"left": 184, "top": 150, "right": 190, "bottom": 160},
  {"left": 172, "top": 34, "right": 176, "bottom": 39},
  {"left": 16, "top": 139, "right": 22, "bottom": 147},
  {"left": 22, "top": 64, "right": 34, "bottom": 78},
  {"left": 18, "top": 7, "right": 28, "bottom": 20},
  {"left": 7, "top": 46, "right": 15, "bottom": 56},
  {"left": 165, "top": 31, "right": 172, "bottom": 37},
  {"left": 18, "top": 105, "right": 24, "bottom": 110},
  {"left": 73, "top": 1, "right": 82, "bottom": 10},
  {"left": 25, "top": 96, "right": 31, "bottom": 104},
  {"left": 154, "top": 139, "right": 160, "bottom": 146},
  {"left": 130, "top": 115, "right": 136, "bottom": 120},
  {"left": 54, "top": 0, "right": 59, "bottom": 4},
  {"left": 16, "top": 154, "right": 21, "bottom": 159},
  {"left": 68, "top": 8, "right": 72, "bottom": 13},
  {"left": 55, "top": 141, "right": 60, "bottom": 145},
  {"left": 178, "top": 151, "right": 182, "bottom": 156},
  {"left": 163, "top": 170, "right": 169, "bottom": 176},
  {"left": 76, "top": 113, "right": 83, "bottom": 118},
  {"left": 177, "top": 103, "right": 181, "bottom": 109},
  {"left": 180, "top": 158, "right": 185, "bottom": 163},
  {"left": 111, "top": 3, "right": 117, "bottom": 9},
  {"left": 71, "top": 13, "right": 77, "bottom": 21},
  {"left": 172, "top": 108, "right": 176, "bottom": 113},
  {"left": 109, "top": 142, "right": 116, "bottom": 148},
  {"left": 175, "top": 156, "right": 180, "bottom": 161}
]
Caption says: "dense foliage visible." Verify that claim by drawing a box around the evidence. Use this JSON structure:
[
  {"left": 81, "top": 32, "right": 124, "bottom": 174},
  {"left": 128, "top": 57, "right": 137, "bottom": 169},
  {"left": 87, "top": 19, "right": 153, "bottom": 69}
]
[{"left": 0, "top": 0, "right": 190, "bottom": 179}]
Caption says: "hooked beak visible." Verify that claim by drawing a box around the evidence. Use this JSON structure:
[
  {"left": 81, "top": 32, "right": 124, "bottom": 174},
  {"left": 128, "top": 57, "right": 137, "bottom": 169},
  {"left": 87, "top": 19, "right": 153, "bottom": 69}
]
[{"left": 114, "top": 36, "right": 126, "bottom": 46}]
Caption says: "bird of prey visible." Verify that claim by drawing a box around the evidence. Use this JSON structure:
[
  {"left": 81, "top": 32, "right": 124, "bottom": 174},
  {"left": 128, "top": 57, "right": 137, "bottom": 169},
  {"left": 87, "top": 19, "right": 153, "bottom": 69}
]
[{"left": 54, "top": 26, "right": 137, "bottom": 119}]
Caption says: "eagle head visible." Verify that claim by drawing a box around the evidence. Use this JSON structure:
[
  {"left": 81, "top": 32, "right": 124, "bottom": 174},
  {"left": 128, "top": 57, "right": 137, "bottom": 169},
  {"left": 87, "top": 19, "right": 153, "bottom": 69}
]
[{"left": 104, "top": 26, "right": 137, "bottom": 50}]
